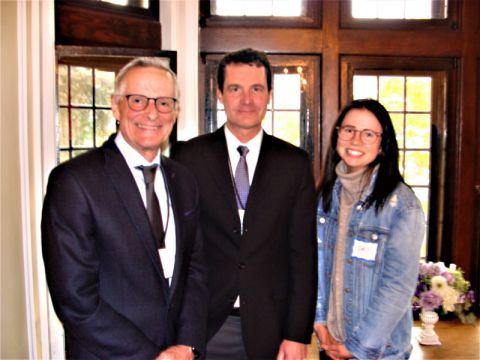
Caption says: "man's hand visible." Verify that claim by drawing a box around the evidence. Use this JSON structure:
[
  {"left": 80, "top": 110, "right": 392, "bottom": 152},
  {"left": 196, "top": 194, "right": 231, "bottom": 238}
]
[
  {"left": 276, "top": 339, "right": 308, "bottom": 360},
  {"left": 156, "top": 345, "right": 194, "bottom": 360}
]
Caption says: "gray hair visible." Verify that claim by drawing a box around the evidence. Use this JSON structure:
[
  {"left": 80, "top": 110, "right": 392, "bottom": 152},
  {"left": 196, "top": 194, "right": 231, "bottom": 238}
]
[{"left": 114, "top": 57, "right": 179, "bottom": 98}]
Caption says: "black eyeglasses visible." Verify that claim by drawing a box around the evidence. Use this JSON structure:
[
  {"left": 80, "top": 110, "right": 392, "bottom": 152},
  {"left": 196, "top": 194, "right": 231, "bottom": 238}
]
[
  {"left": 120, "top": 94, "right": 177, "bottom": 113},
  {"left": 336, "top": 125, "right": 382, "bottom": 144}
]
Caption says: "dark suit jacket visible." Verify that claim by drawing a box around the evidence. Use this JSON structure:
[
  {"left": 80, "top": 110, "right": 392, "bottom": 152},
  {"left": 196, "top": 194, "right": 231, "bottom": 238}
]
[
  {"left": 42, "top": 135, "right": 208, "bottom": 359},
  {"left": 171, "top": 127, "right": 317, "bottom": 359}
]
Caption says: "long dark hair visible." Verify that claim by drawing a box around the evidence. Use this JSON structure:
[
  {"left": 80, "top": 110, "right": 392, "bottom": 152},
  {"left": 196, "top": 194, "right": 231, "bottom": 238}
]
[{"left": 319, "top": 99, "right": 404, "bottom": 213}]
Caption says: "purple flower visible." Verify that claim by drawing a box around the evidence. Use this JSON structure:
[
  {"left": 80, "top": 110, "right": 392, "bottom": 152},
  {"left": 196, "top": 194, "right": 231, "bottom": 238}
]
[
  {"left": 419, "top": 263, "right": 442, "bottom": 277},
  {"left": 414, "top": 281, "right": 428, "bottom": 298},
  {"left": 441, "top": 271, "right": 455, "bottom": 285},
  {"left": 466, "top": 290, "right": 476, "bottom": 303},
  {"left": 419, "top": 291, "right": 443, "bottom": 311}
]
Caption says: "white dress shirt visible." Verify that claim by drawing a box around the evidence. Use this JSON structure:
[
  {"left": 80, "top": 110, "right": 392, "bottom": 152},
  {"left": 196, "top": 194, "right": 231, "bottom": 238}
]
[
  {"left": 224, "top": 126, "right": 263, "bottom": 307},
  {"left": 115, "top": 132, "right": 176, "bottom": 283}
]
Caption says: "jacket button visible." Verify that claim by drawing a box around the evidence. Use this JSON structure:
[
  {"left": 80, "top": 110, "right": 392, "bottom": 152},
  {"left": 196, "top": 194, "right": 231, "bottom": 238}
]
[
  {"left": 371, "top": 233, "right": 378, "bottom": 240},
  {"left": 238, "top": 263, "right": 246, "bottom": 270},
  {"left": 319, "top": 217, "right": 326, "bottom": 224}
]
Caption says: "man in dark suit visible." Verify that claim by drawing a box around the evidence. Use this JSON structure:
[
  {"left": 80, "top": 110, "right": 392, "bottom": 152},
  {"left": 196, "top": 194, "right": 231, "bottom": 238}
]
[
  {"left": 42, "top": 57, "right": 207, "bottom": 359},
  {"left": 171, "top": 48, "right": 317, "bottom": 359}
]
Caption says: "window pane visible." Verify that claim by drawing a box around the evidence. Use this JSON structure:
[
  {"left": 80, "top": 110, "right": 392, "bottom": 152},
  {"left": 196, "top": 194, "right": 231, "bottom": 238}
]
[
  {"left": 217, "top": 110, "right": 227, "bottom": 128},
  {"left": 212, "top": 0, "right": 303, "bottom": 16},
  {"left": 59, "top": 150, "right": 70, "bottom": 164},
  {"left": 59, "top": 108, "right": 70, "bottom": 148},
  {"left": 379, "top": 76, "right": 404, "bottom": 112},
  {"left": 58, "top": 65, "right": 68, "bottom": 106},
  {"left": 378, "top": 0, "right": 404, "bottom": 19},
  {"left": 101, "top": 0, "right": 149, "bottom": 9},
  {"left": 391, "top": 113, "right": 405, "bottom": 148},
  {"left": 404, "top": 150, "right": 430, "bottom": 185},
  {"left": 413, "top": 187, "right": 430, "bottom": 221},
  {"left": 353, "top": 75, "right": 378, "bottom": 99},
  {"left": 71, "top": 66, "right": 93, "bottom": 106},
  {"left": 96, "top": 110, "right": 116, "bottom": 145},
  {"left": 72, "top": 109, "right": 94, "bottom": 147},
  {"left": 95, "top": 69, "right": 115, "bottom": 107},
  {"left": 351, "top": 0, "right": 447, "bottom": 20},
  {"left": 406, "top": 114, "right": 431, "bottom": 149},
  {"left": 272, "top": 111, "right": 301, "bottom": 147},
  {"left": 262, "top": 111, "right": 273, "bottom": 134},
  {"left": 406, "top": 77, "right": 431, "bottom": 112},
  {"left": 273, "top": 74, "right": 301, "bottom": 109}
]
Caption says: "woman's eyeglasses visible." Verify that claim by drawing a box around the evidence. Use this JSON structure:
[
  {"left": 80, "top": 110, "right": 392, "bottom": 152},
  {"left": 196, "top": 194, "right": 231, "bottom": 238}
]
[{"left": 336, "top": 125, "right": 382, "bottom": 144}]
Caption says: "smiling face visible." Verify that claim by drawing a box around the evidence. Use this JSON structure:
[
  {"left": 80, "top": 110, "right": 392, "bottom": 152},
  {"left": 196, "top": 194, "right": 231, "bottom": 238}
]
[
  {"left": 336, "top": 108, "right": 383, "bottom": 173},
  {"left": 111, "top": 66, "right": 177, "bottom": 162},
  {"left": 217, "top": 63, "right": 271, "bottom": 143}
]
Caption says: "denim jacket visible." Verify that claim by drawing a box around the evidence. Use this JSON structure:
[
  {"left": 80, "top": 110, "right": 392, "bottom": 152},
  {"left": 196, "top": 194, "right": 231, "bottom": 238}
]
[{"left": 315, "top": 177, "right": 425, "bottom": 359}]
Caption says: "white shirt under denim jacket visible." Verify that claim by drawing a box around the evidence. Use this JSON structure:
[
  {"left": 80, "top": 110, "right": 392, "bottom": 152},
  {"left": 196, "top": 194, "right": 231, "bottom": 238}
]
[{"left": 315, "top": 170, "right": 425, "bottom": 360}]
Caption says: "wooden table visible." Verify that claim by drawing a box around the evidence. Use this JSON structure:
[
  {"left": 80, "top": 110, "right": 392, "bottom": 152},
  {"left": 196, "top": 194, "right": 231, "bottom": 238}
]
[
  {"left": 411, "top": 319, "right": 479, "bottom": 360},
  {"left": 307, "top": 320, "right": 479, "bottom": 359}
]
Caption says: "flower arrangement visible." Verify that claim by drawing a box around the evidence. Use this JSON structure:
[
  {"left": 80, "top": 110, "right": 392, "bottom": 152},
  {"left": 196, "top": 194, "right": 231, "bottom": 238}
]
[{"left": 412, "top": 261, "right": 476, "bottom": 325}]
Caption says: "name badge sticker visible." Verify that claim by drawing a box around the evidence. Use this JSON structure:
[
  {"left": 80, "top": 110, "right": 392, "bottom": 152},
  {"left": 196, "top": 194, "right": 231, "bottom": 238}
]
[{"left": 351, "top": 239, "right": 378, "bottom": 261}]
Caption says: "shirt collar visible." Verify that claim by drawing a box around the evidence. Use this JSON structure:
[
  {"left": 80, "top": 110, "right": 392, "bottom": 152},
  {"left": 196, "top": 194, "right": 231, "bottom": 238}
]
[
  {"left": 114, "top": 131, "right": 161, "bottom": 168},
  {"left": 224, "top": 125, "right": 263, "bottom": 156}
]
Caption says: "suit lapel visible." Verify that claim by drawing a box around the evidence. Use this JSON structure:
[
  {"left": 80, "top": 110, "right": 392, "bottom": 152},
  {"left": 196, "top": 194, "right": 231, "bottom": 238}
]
[
  {"left": 204, "top": 128, "right": 238, "bottom": 213},
  {"left": 243, "top": 133, "right": 276, "bottom": 213},
  {"left": 101, "top": 137, "right": 168, "bottom": 285}
]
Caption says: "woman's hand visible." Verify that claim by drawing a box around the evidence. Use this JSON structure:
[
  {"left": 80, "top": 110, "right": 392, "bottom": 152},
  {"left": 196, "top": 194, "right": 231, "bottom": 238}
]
[{"left": 313, "top": 323, "right": 353, "bottom": 360}]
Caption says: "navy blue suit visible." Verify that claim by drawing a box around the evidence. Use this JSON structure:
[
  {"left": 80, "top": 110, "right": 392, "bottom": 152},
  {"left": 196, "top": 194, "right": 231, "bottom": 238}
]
[{"left": 42, "top": 134, "right": 208, "bottom": 359}]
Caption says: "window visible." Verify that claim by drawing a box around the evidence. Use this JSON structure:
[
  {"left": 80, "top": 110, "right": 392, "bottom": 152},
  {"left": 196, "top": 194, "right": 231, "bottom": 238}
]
[
  {"left": 340, "top": 0, "right": 459, "bottom": 29},
  {"left": 353, "top": 74, "right": 436, "bottom": 258},
  {"left": 101, "top": 0, "right": 150, "bottom": 9},
  {"left": 203, "top": 54, "right": 320, "bottom": 161},
  {"left": 200, "top": 0, "right": 321, "bottom": 28},
  {"left": 211, "top": 0, "right": 303, "bottom": 17},
  {"left": 57, "top": 64, "right": 116, "bottom": 162},
  {"left": 351, "top": 0, "right": 448, "bottom": 19},
  {"left": 341, "top": 56, "right": 454, "bottom": 260}
]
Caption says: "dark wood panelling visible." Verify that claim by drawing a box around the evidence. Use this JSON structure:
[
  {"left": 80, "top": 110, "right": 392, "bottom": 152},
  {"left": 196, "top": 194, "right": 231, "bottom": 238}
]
[{"left": 55, "top": 1, "right": 161, "bottom": 49}]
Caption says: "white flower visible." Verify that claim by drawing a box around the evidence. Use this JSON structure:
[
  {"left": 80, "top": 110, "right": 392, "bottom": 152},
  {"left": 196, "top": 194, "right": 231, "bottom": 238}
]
[
  {"left": 431, "top": 275, "right": 448, "bottom": 295},
  {"left": 441, "top": 287, "right": 460, "bottom": 312}
]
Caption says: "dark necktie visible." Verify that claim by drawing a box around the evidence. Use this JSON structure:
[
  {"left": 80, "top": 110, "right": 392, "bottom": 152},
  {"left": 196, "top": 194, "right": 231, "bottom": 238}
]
[
  {"left": 137, "top": 164, "right": 165, "bottom": 249},
  {"left": 234, "top": 146, "right": 250, "bottom": 210}
]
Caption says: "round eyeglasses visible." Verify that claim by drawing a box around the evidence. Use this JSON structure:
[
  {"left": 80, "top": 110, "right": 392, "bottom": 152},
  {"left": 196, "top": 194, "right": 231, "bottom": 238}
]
[
  {"left": 122, "top": 94, "right": 177, "bottom": 113},
  {"left": 336, "top": 125, "right": 382, "bottom": 144}
]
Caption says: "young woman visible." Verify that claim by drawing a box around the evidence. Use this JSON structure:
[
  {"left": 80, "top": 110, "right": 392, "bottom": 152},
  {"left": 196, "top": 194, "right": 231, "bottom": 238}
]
[{"left": 315, "top": 99, "right": 425, "bottom": 359}]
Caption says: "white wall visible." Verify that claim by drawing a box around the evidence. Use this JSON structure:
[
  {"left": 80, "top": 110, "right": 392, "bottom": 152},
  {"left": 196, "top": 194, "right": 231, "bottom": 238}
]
[
  {"left": 160, "top": 0, "right": 200, "bottom": 140},
  {"left": 1, "top": 2, "right": 29, "bottom": 355}
]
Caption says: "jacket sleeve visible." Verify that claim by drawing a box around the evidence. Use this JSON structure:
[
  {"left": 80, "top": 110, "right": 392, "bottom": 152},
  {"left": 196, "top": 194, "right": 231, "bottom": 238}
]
[
  {"left": 172, "top": 176, "right": 209, "bottom": 356},
  {"left": 284, "top": 156, "right": 318, "bottom": 343},
  {"left": 314, "top": 202, "right": 328, "bottom": 324}
]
